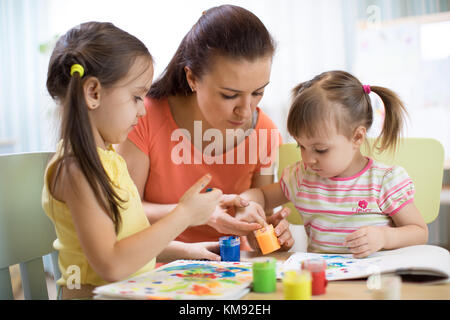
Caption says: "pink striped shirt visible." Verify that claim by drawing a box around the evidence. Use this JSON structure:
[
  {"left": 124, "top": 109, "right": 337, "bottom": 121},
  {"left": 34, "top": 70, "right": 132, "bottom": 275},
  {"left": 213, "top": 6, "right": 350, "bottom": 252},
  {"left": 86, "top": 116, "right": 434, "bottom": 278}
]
[{"left": 280, "top": 158, "right": 415, "bottom": 253}]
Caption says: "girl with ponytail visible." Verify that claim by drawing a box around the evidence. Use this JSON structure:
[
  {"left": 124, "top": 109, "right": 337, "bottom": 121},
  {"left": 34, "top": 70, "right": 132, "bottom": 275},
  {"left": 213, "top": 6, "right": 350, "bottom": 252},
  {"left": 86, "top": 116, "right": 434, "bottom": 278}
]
[
  {"left": 238, "top": 70, "right": 428, "bottom": 258},
  {"left": 43, "top": 22, "right": 222, "bottom": 299}
]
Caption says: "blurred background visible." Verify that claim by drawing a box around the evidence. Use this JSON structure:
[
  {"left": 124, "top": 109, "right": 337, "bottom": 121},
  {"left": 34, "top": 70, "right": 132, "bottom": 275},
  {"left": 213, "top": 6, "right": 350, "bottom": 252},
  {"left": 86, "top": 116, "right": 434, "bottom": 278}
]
[{"left": 1, "top": 0, "right": 449, "bottom": 250}]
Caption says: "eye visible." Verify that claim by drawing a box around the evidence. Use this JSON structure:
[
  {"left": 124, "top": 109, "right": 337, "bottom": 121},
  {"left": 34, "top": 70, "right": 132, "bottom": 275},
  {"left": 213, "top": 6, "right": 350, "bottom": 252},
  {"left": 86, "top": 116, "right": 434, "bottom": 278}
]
[
  {"left": 134, "top": 96, "right": 143, "bottom": 102},
  {"left": 252, "top": 91, "right": 264, "bottom": 97},
  {"left": 315, "top": 149, "right": 328, "bottom": 154},
  {"left": 221, "top": 93, "right": 238, "bottom": 99}
]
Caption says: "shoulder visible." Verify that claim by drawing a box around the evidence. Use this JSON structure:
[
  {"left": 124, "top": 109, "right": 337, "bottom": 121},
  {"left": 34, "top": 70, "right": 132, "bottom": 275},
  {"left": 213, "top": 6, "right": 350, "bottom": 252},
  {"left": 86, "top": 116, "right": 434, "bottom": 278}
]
[
  {"left": 255, "top": 107, "right": 279, "bottom": 130},
  {"left": 51, "top": 157, "right": 90, "bottom": 203}
]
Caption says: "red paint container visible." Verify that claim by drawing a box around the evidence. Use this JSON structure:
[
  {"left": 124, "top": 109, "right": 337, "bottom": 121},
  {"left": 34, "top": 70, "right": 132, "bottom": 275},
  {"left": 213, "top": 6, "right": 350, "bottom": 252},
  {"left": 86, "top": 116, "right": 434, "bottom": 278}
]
[{"left": 302, "top": 259, "right": 328, "bottom": 295}]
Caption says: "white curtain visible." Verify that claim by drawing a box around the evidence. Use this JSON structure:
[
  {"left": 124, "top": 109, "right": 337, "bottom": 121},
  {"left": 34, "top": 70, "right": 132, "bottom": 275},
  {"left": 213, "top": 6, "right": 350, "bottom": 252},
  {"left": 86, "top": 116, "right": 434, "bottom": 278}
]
[{"left": 0, "top": 0, "right": 56, "bottom": 154}]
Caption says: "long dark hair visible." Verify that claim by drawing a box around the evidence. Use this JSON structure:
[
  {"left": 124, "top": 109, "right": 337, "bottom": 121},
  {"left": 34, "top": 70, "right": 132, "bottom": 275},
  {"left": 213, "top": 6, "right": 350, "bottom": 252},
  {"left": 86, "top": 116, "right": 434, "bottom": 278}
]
[
  {"left": 46, "top": 22, "right": 152, "bottom": 233},
  {"left": 287, "top": 70, "right": 407, "bottom": 153},
  {"left": 149, "top": 4, "right": 276, "bottom": 99}
]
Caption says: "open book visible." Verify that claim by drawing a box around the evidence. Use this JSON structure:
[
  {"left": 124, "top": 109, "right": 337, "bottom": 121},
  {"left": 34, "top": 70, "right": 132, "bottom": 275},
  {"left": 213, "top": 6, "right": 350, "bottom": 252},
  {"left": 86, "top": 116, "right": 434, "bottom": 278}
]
[
  {"left": 93, "top": 260, "right": 253, "bottom": 300},
  {"left": 282, "top": 245, "right": 450, "bottom": 283}
]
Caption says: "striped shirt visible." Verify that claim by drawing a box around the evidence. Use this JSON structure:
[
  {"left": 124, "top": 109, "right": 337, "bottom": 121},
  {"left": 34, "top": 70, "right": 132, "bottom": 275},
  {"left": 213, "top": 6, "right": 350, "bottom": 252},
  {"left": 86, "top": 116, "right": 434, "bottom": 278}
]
[{"left": 280, "top": 158, "right": 415, "bottom": 253}]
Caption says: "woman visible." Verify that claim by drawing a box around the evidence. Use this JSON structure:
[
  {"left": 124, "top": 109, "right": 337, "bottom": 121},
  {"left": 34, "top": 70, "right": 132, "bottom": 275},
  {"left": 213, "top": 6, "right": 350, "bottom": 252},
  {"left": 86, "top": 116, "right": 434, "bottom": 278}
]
[{"left": 118, "top": 5, "right": 293, "bottom": 251}]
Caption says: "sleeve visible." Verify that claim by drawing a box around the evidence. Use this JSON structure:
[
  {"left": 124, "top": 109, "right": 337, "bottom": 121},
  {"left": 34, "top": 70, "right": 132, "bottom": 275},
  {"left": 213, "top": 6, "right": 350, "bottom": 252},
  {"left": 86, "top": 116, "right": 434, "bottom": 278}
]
[
  {"left": 127, "top": 98, "right": 152, "bottom": 155},
  {"left": 279, "top": 162, "right": 303, "bottom": 203},
  {"left": 378, "top": 166, "right": 415, "bottom": 216}
]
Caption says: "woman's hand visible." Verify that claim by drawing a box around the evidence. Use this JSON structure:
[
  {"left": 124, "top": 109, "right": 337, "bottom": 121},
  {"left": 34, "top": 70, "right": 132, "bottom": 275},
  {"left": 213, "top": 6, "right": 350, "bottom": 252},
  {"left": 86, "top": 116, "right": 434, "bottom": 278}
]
[
  {"left": 344, "top": 226, "right": 386, "bottom": 258},
  {"left": 207, "top": 194, "right": 262, "bottom": 236}
]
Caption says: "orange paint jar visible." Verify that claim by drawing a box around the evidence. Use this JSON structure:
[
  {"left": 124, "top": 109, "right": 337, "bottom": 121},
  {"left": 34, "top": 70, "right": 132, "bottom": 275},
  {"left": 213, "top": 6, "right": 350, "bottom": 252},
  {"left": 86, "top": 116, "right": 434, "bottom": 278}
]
[{"left": 254, "top": 224, "right": 281, "bottom": 255}]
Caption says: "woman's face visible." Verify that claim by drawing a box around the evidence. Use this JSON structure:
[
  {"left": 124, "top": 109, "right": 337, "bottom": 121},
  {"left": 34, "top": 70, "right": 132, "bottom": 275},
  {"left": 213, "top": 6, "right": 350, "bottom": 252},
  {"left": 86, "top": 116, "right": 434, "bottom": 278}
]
[{"left": 188, "top": 54, "right": 272, "bottom": 132}]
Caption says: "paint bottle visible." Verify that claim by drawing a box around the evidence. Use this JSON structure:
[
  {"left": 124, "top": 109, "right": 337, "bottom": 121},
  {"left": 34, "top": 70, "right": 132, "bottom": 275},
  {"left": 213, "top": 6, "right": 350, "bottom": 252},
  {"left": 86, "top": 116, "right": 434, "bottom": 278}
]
[
  {"left": 283, "top": 270, "right": 312, "bottom": 300},
  {"left": 254, "top": 224, "right": 281, "bottom": 255},
  {"left": 369, "top": 275, "right": 402, "bottom": 300},
  {"left": 219, "top": 236, "right": 240, "bottom": 262},
  {"left": 252, "top": 258, "right": 277, "bottom": 293},
  {"left": 302, "top": 259, "right": 328, "bottom": 295}
]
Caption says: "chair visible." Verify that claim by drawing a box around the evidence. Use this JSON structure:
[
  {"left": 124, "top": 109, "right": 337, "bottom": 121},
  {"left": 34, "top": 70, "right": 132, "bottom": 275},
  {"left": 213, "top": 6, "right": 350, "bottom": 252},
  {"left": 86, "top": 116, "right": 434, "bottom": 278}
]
[
  {"left": 0, "top": 152, "right": 60, "bottom": 299},
  {"left": 277, "top": 138, "right": 445, "bottom": 225}
]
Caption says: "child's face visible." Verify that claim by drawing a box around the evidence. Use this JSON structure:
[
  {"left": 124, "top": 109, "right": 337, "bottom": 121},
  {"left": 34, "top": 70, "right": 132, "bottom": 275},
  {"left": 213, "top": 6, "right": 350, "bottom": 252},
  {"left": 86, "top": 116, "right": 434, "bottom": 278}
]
[
  {"left": 92, "top": 56, "right": 154, "bottom": 146},
  {"left": 189, "top": 54, "right": 272, "bottom": 133},
  {"left": 295, "top": 125, "right": 361, "bottom": 179}
]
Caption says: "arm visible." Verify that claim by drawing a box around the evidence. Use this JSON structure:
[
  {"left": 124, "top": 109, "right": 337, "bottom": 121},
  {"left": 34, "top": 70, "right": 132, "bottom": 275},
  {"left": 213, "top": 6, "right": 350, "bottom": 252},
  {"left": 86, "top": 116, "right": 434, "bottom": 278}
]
[
  {"left": 116, "top": 139, "right": 176, "bottom": 223},
  {"left": 345, "top": 203, "right": 428, "bottom": 258},
  {"left": 60, "top": 163, "right": 220, "bottom": 282}
]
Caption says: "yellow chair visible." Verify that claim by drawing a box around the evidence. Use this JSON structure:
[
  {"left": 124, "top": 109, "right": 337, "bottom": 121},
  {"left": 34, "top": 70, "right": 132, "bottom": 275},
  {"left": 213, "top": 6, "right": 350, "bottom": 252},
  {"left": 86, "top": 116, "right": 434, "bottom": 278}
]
[
  {"left": 0, "top": 152, "right": 60, "bottom": 299},
  {"left": 277, "top": 138, "right": 445, "bottom": 225}
]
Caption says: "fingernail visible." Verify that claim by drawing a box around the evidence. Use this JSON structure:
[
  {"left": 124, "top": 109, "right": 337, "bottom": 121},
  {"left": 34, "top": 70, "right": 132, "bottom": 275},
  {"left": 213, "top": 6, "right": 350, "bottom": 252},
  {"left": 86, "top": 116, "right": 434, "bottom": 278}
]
[{"left": 241, "top": 199, "right": 249, "bottom": 206}]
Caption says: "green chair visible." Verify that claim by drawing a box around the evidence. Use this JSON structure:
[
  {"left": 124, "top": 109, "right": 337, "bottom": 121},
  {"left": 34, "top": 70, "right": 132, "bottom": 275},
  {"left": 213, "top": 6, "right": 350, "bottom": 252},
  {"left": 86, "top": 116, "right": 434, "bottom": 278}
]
[
  {"left": 277, "top": 138, "right": 445, "bottom": 225},
  {"left": 0, "top": 152, "right": 60, "bottom": 299}
]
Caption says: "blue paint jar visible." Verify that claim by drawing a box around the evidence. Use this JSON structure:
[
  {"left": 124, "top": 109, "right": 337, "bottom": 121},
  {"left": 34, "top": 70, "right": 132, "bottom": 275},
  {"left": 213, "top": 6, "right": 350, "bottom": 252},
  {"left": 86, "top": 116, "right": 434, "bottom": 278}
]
[{"left": 219, "top": 236, "right": 240, "bottom": 262}]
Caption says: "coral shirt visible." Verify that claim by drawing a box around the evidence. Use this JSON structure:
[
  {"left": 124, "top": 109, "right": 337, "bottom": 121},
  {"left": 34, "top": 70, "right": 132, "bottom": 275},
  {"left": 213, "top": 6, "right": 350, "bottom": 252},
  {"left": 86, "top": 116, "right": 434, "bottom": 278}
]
[{"left": 128, "top": 97, "right": 281, "bottom": 242}]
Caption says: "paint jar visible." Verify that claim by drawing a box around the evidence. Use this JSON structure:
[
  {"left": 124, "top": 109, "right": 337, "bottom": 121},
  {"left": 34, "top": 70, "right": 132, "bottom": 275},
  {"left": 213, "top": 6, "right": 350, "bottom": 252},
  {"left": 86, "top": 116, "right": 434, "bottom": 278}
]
[
  {"left": 283, "top": 270, "right": 312, "bottom": 300},
  {"left": 302, "top": 259, "right": 328, "bottom": 295},
  {"left": 219, "top": 236, "right": 240, "bottom": 262},
  {"left": 254, "top": 224, "right": 281, "bottom": 255},
  {"left": 252, "top": 258, "right": 277, "bottom": 293},
  {"left": 369, "top": 275, "right": 402, "bottom": 300}
]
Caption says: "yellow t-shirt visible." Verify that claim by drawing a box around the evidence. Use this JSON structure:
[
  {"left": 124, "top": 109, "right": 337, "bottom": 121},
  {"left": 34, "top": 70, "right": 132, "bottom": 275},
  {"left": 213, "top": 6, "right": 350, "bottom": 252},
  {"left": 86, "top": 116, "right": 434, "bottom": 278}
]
[{"left": 42, "top": 141, "right": 155, "bottom": 286}]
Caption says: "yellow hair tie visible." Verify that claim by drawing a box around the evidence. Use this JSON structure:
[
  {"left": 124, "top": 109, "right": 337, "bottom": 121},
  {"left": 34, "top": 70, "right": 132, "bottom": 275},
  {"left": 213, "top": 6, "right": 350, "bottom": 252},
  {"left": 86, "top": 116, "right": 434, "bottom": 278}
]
[{"left": 70, "top": 64, "right": 85, "bottom": 78}]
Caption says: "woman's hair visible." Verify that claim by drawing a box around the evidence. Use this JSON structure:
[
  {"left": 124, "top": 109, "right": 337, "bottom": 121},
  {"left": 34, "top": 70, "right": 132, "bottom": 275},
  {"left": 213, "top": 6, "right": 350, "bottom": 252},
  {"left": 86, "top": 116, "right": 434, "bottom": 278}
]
[
  {"left": 149, "top": 4, "right": 276, "bottom": 99},
  {"left": 46, "top": 22, "right": 152, "bottom": 233},
  {"left": 287, "top": 70, "right": 407, "bottom": 153}
]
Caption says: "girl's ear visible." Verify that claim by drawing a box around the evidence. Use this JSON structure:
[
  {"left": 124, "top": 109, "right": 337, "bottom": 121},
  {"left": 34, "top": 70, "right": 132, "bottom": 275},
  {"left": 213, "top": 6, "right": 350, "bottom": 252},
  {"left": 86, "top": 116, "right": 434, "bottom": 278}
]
[
  {"left": 184, "top": 66, "right": 197, "bottom": 92},
  {"left": 83, "top": 77, "right": 102, "bottom": 110},
  {"left": 352, "top": 126, "right": 367, "bottom": 147}
]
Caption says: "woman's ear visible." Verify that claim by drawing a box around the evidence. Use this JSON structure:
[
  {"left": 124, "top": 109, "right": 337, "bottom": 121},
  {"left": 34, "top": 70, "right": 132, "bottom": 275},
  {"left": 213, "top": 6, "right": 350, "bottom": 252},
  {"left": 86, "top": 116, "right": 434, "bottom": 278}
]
[
  {"left": 352, "top": 126, "right": 367, "bottom": 147},
  {"left": 184, "top": 66, "right": 197, "bottom": 92},
  {"left": 83, "top": 77, "right": 102, "bottom": 110}
]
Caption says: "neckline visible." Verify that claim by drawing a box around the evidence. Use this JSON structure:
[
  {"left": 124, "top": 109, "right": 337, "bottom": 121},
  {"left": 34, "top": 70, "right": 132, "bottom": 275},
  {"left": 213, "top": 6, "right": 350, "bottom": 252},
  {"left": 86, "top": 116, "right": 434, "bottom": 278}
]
[
  {"left": 330, "top": 157, "right": 373, "bottom": 181},
  {"left": 162, "top": 98, "right": 262, "bottom": 160}
]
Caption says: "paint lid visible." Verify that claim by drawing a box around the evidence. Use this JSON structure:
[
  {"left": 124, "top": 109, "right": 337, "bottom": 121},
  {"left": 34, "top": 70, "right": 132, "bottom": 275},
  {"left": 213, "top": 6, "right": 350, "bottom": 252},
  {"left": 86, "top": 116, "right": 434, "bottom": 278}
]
[
  {"left": 283, "top": 269, "right": 311, "bottom": 283},
  {"left": 302, "top": 258, "right": 327, "bottom": 273},
  {"left": 219, "top": 235, "right": 240, "bottom": 247},
  {"left": 252, "top": 257, "right": 276, "bottom": 270}
]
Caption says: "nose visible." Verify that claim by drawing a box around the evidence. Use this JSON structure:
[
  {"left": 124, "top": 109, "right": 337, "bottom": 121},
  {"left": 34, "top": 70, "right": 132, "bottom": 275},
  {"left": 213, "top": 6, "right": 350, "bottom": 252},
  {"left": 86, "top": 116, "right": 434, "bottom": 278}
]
[
  {"left": 137, "top": 102, "right": 146, "bottom": 118},
  {"left": 302, "top": 150, "right": 317, "bottom": 166},
  {"left": 233, "top": 96, "right": 252, "bottom": 120}
]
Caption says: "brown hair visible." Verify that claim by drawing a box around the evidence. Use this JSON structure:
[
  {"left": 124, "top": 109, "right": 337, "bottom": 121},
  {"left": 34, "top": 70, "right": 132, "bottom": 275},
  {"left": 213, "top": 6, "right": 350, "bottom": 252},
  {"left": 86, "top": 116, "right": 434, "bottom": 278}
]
[
  {"left": 46, "top": 22, "right": 152, "bottom": 233},
  {"left": 287, "top": 70, "right": 407, "bottom": 153},
  {"left": 149, "top": 4, "right": 276, "bottom": 99}
]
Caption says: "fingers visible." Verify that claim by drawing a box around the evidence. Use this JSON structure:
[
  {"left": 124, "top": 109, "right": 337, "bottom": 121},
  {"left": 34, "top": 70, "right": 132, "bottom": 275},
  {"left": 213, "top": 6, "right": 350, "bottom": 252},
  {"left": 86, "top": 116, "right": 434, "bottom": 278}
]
[
  {"left": 268, "top": 207, "right": 290, "bottom": 226},
  {"left": 344, "top": 228, "right": 367, "bottom": 244},
  {"left": 184, "top": 174, "right": 212, "bottom": 197},
  {"left": 221, "top": 194, "right": 249, "bottom": 208},
  {"left": 218, "top": 214, "right": 261, "bottom": 236}
]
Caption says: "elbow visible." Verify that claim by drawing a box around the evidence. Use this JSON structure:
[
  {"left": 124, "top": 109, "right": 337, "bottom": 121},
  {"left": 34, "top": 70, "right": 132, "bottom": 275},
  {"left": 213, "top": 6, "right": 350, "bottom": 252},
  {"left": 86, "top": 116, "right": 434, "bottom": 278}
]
[
  {"left": 94, "top": 262, "right": 128, "bottom": 283},
  {"left": 421, "top": 224, "right": 429, "bottom": 244}
]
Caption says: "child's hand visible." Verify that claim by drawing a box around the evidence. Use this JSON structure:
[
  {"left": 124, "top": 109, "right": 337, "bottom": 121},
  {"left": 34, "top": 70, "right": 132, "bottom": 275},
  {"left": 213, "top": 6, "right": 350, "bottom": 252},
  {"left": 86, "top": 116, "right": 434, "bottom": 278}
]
[
  {"left": 178, "top": 174, "right": 223, "bottom": 226},
  {"left": 267, "top": 207, "right": 294, "bottom": 251},
  {"left": 186, "top": 242, "right": 221, "bottom": 261},
  {"left": 234, "top": 200, "right": 267, "bottom": 231},
  {"left": 344, "top": 226, "right": 386, "bottom": 258}
]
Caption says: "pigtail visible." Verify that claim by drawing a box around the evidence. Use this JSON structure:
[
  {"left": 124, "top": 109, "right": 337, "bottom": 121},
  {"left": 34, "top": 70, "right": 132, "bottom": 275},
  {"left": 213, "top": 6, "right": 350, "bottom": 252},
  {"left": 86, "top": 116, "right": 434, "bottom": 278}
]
[
  {"left": 61, "top": 71, "right": 123, "bottom": 234},
  {"left": 370, "top": 86, "right": 408, "bottom": 153}
]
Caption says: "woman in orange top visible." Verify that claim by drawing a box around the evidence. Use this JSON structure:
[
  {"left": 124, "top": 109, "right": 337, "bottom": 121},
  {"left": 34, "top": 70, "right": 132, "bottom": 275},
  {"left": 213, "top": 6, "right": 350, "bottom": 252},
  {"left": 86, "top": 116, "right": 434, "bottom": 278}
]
[{"left": 118, "top": 5, "right": 294, "bottom": 252}]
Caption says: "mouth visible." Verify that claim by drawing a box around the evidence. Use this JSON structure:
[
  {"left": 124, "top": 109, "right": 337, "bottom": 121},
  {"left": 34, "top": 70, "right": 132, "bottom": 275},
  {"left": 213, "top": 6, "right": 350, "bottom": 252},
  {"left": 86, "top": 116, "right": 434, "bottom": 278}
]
[{"left": 227, "top": 119, "right": 245, "bottom": 126}]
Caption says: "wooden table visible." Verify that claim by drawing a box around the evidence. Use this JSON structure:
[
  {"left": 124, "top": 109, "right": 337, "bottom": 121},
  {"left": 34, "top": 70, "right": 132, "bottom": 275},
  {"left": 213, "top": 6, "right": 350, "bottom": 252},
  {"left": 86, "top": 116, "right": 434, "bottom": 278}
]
[{"left": 240, "top": 251, "right": 450, "bottom": 300}]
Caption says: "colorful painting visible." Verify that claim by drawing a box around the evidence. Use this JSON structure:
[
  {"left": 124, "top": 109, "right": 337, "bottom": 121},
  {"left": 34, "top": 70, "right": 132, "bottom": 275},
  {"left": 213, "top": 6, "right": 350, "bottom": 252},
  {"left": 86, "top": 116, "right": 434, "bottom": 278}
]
[
  {"left": 93, "top": 260, "right": 253, "bottom": 300},
  {"left": 282, "top": 252, "right": 383, "bottom": 281}
]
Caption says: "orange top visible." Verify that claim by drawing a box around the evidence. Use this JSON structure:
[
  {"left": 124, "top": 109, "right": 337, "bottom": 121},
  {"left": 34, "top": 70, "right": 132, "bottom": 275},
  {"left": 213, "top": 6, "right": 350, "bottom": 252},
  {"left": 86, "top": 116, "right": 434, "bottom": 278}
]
[{"left": 128, "top": 97, "right": 282, "bottom": 243}]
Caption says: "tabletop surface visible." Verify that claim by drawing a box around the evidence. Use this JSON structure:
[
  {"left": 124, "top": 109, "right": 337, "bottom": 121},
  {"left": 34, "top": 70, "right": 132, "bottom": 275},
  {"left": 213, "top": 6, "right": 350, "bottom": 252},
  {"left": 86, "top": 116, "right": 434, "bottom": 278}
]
[{"left": 240, "top": 251, "right": 450, "bottom": 300}]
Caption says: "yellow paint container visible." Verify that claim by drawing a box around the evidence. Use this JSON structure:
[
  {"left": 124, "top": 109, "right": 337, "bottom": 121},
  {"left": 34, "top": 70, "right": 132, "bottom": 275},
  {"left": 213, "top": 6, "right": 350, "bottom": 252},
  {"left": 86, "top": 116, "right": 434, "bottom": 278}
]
[{"left": 282, "top": 270, "right": 312, "bottom": 300}]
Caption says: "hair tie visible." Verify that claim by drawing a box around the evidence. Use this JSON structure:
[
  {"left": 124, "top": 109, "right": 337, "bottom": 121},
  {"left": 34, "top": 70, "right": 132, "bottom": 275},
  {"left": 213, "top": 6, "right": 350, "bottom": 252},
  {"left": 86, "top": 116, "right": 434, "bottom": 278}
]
[
  {"left": 70, "top": 64, "right": 85, "bottom": 78},
  {"left": 362, "top": 84, "right": 371, "bottom": 94}
]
